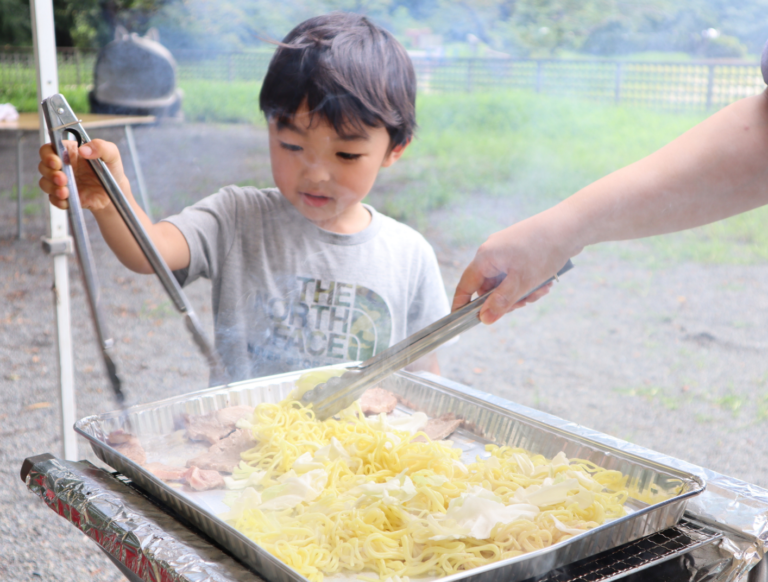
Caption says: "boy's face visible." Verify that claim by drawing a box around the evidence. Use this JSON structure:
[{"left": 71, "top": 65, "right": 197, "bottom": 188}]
[{"left": 269, "top": 101, "right": 406, "bottom": 234}]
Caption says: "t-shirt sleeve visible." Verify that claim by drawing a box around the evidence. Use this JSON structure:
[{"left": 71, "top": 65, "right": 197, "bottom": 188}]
[
  {"left": 406, "top": 240, "right": 451, "bottom": 336},
  {"left": 161, "top": 186, "right": 241, "bottom": 286}
]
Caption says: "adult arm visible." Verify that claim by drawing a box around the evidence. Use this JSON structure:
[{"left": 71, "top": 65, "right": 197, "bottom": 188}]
[
  {"left": 453, "top": 90, "right": 768, "bottom": 323},
  {"left": 39, "top": 139, "right": 190, "bottom": 273}
]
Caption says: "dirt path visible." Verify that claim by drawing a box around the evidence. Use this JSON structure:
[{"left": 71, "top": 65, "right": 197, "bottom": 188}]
[{"left": 1, "top": 122, "right": 766, "bottom": 581}]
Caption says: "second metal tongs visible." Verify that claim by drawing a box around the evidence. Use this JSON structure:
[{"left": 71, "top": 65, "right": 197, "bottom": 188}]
[
  {"left": 301, "top": 259, "right": 574, "bottom": 419},
  {"left": 41, "top": 94, "right": 227, "bottom": 407}
]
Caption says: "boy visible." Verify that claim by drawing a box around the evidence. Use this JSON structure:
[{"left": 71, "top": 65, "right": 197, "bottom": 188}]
[{"left": 39, "top": 13, "right": 450, "bottom": 384}]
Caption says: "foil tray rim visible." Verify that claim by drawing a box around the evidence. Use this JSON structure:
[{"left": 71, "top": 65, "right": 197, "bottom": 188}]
[{"left": 74, "top": 368, "right": 706, "bottom": 582}]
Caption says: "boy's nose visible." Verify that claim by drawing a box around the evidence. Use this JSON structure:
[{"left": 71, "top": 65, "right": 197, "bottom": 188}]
[{"left": 302, "top": 158, "right": 331, "bottom": 184}]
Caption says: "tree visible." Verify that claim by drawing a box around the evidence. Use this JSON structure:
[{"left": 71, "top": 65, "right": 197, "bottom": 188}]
[
  {"left": 0, "top": 0, "right": 31, "bottom": 46},
  {"left": 0, "top": 0, "right": 178, "bottom": 48},
  {"left": 3, "top": 0, "right": 766, "bottom": 55},
  {"left": 64, "top": 0, "right": 177, "bottom": 48}
]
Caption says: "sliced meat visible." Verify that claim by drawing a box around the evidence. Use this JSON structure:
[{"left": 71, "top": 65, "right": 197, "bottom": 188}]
[
  {"left": 106, "top": 430, "right": 146, "bottom": 466},
  {"left": 215, "top": 405, "right": 254, "bottom": 426},
  {"left": 360, "top": 387, "right": 398, "bottom": 415},
  {"left": 415, "top": 416, "right": 463, "bottom": 442},
  {"left": 145, "top": 463, "right": 186, "bottom": 481},
  {"left": 185, "top": 405, "right": 254, "bottom": 445},
  {"left": 187, "top": 429, "right": 254, "bottom": 473},
  {"left": 185, "top": 414, "right": 230, "bottom": 445},
  {"left": 182, "top": 466, "right": 225, "bottom": 491}
]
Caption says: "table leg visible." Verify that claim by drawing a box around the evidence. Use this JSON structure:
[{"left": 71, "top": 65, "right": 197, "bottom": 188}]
[
  {"left": 123, "top": 124, "right": 153, "bottom": 221},
  {"left": 17, "top": 131, "right": 24, "bottom": 240}
]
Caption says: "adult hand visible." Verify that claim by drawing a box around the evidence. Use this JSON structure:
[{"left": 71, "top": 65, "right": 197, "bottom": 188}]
[
  {"left": 38, "top": 139, "right": 130, "bottom": 212},
  {"left": 452, "top": 213, "right": 575, "bottom": 324}
]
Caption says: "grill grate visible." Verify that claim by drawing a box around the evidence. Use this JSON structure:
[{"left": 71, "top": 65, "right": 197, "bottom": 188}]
[{"left": 526, "top": 517, "right": 722, "bottom": 582}]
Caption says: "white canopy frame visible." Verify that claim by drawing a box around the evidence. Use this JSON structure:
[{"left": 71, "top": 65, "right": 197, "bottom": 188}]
[{"left": 30, "top": 0, "right": 78, "bottom": 460}]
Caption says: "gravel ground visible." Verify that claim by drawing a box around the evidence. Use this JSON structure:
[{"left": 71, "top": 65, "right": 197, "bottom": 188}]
[{"left": 1, "top": 122, "right": 766, "bottom": 581}]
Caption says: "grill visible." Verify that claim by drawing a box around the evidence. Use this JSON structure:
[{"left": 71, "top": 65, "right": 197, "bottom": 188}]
[
  {"left": 89, "top": 27, "right": 182, "bottom": 118},
  {"left": 527, "top": 519, "right": 722, "bottom": 582},
  {"left": 21, "top": 371, "right": 768, "bottom": 582}
]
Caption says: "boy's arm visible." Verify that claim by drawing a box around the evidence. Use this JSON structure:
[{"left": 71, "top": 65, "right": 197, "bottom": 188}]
[
  {"left": 39, "top": 139, "right": 190, "bottom": 273},
  {"left": 454, "top": 90, "right": 768, "bottom": 324}
]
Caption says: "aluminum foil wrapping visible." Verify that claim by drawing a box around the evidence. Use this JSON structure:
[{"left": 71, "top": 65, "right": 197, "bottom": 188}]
[
  {"left": 425, "top": 375, "right": 768, "bottom": 582},
  {"left": 25, "top": 455, "right": 264, "bottom": 582}
]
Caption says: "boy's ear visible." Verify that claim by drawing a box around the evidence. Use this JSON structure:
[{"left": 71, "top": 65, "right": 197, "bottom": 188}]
[{"left": 381, "top": 139, "right": 410, "bottom": 168}]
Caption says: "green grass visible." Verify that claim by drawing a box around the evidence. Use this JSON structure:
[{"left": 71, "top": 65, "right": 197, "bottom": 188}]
[
  {"left": 179, "top": 80, "right": 266, "bottom": 125},
  {"left": 385, "top": 90, "right": 768, "bottom": 264},
  {"left": 374, "top": 90, "right": 707, "bottom": 224},
  {"left": 642, "top": 211, "right": 768, "bottom": 264},
  {"left": 0, "top": 84, "right": 89, "bottom": 114}
]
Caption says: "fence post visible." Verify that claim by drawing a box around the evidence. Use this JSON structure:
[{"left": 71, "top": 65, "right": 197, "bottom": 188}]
[
  {"left": 706, "top": 64, "right": 715, "bottom": 109},
  {"left": 228, "top": 53, "right": 234, "bottom": 82},
  {"left": 74, "top": 48, "right": 81, "bottom": 86},
  {"left": 466, "top": 58, "right": 474, "bottom": 93},
  {"left": 535, "top": 60, "right": 543, "bottom": 93},
  {"left": 614, "top": 62, "right": 622, "bottom": 104}
]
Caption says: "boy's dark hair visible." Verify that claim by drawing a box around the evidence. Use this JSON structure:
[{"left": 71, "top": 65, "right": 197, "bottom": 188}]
[{"left": 259, "top": 13, "right": 416, "bottom": 148}]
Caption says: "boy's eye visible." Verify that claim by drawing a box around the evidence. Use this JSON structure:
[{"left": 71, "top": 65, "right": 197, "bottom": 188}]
[
  {"left": 337, "top": 152, "right": 362, "bottom": 161},
  {"left": 280, "top": 142, "right": 302, "bottom": 152}
]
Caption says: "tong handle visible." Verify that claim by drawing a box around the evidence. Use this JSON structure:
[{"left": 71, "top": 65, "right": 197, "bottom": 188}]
[
  {"left": 361, "top": 258, "right": 574, "bottom": 374},
  {"left": 84, "top": 155, "right": 191, "bottom": 314},
  {"left": 83, "top": 140, "right": 226, "bottom": 378},
  {"left": 41, "top": 94, "right": 227, "bottom": 382},
  {"left": 42, "top": 102, "right": 124, "bottom": 403},
  {"left": 305, "top": 259, "right": 574, "bottom": 419}
]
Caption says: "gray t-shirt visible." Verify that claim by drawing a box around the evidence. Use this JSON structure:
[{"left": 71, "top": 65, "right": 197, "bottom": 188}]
[{"left": 164, "top": 186, "right": 450, "bottom": 384}]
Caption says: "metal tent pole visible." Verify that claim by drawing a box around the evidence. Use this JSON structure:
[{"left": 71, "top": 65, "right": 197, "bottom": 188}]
[{"left": 30, "top": 0, "right": 78, "bottom": 461}]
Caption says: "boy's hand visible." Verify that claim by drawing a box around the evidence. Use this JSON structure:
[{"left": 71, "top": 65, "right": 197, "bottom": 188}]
[{"left": 38, "top": 139, "right": 130, "bottom": 212}]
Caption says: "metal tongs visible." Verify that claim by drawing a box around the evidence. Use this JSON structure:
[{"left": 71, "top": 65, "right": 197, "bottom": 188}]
[
  {"left": 42, "top": 94, "right": 226, "bottom": 407},
  {"left": 301, "top": 259, "right": 574, "bottom": 419}
]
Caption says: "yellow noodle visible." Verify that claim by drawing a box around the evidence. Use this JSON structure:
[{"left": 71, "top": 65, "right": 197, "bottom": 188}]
[{"left": 222, "top": 399, "right": 631, "bottom": 581}]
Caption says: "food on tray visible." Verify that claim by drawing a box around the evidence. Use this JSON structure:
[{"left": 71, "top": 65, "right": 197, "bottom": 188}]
[
  {"left": 107, "top": 430, "right": 147, "bottom": 466},
  {"left": 220, "top": 397, "right": 629, "bottom": 582},
  {"left": 184, "top": 405, "right": 254, "bottom": 445},
  {"left": 145, "top": 463, "right": 186, "bottom": 481},
  {"left": 182, "top": 466, "right": 226, "bottom": 491},
  {"left": 360, "top": 386, "right": 399, "bottom": 414},
  {"left": 187, "top": 429, "right": 255, "bottom": 473},
  {"left": 418, "top": 413, "right": 463, "bottom": 441},
  {"left": 291, "top": 368, "right": 399, "bottom": 415}
]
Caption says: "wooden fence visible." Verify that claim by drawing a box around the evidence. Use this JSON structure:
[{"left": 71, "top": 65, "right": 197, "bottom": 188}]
[{"left": 1, "top": 47, "right": 764, "bottom": 111}]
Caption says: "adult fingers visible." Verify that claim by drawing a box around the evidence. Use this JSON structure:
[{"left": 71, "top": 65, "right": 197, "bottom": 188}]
[
  {"left": 477, "top": 273, "right": 506, "bottom": 297},
  {"left": 479, "top": 276, "right": 557, "bottom": 324},
  {"left": 478, "top": 273, "right": 526, "bottom": 324},
  {"left": 452, "top": 259, "right": 493, "bottom": 311},
  {"left": 514, "top": 282, "right": 552, "bottom": 308}
]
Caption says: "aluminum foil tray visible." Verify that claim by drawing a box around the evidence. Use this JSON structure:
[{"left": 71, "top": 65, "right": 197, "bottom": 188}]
[{"left": 74, "top": 367, "right": 705, "bottom": 582}]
